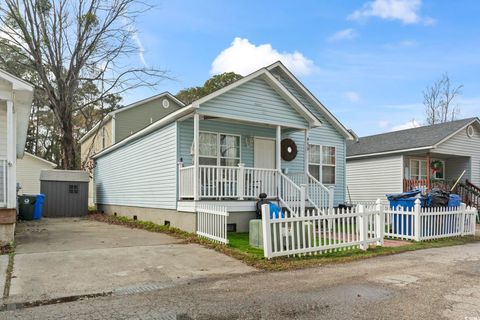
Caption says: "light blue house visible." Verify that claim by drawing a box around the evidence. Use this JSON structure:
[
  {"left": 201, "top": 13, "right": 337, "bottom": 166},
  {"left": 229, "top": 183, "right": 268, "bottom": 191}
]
[{"left": 93, "top": 62, "right": 355, "bottom": 232}]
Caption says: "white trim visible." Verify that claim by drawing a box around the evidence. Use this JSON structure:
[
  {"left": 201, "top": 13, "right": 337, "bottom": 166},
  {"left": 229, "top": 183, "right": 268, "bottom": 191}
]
[
  {"left": 198, "top": 131, "right": 242, "bottom": 166},
  {"left": 78, "top": 114, "right": 112, "bottom": 143},
  {"left": 307, "top": 143, "right": 337, "bottom": 186},
  {"left": 0, "top": 69, "right": 34, "bottom": 91},
  {"left": 24, "top": 152, "right": 57, "bottom": 167},
  {"left": 111, "top": 115, "right": 116, "bottom": 144},
  {"left": 92, "top": 105, "right": 196, "bottom": 159},
  {"left": 266, "top": 61, "right": 355, "bottom": 140},
  {"left": 79, "top": 92, "right": 184, "bottom": 143},
  {"left": 433, "top": 118, "right": 480, "bottom": 148},
  {"left": 196, "top": 110, "right": 309, "bottom": 130},
  {"left": 276, "top": 126, "right": 281, "bottom": 171},
  {"left": 189, "top": 67, "right": 320, "bottom": 127},
  {"left": 110, "top": 92, "right": 184, "bottom": 116},
  {"left": 346, "top": 146, "right": 434, "bottom": 159},
  {"left": 262, "top": 72, "right": 321, "bottom": 127}
]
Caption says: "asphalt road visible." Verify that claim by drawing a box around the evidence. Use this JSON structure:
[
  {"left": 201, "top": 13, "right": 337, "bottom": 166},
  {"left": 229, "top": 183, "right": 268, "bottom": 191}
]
[{"left": 2, "top": 241, "right": 480, "bottom": 319}]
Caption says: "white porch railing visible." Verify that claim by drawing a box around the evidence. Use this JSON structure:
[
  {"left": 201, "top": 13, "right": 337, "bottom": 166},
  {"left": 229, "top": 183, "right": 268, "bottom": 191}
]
[
  {"left": 278, "top": 172, "right": 305, "bottom": 216},
  {"left": 179, "top": 164, "right": 335, "bottom": 216},
  {"left": 178, "top": 164, "right": 194, "bottom": 198},
  {"left": 385, "top": 199, "right": 477, "bottom": 241},
  {"left": 287, "top": 171, "right": 334, "bottom": 210},
  {"left": 196, "top": 204, "right": 229, "bottom": 244},
  {"left": 0, "top": 159, "right": 6, "bottom": 207},
  {"left": 261, "top": 203, "right": 384, "bottom": 259},
  {"left": 179, "top": 164, "right": 280, "bottom": 200}
]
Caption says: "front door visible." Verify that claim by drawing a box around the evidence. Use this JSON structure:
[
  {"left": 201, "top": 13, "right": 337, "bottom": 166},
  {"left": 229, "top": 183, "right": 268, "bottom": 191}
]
[{"left": 254, "top": 138, "right": 276, "bottom": 169}]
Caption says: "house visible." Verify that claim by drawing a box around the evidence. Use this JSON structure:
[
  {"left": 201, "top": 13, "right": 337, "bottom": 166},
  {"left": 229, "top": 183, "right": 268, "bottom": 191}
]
[
  {"left": 0, "top": 69, "right": 34, "bottom": 243},
  {"left": 346, "top": 117, "right": 480, "bottom": 204},
  {"left": 17, "top": 152, "right": 57, "bottom": 194},
  {"left": 92, "top": 62, "right": 355, "bottom": 232},
  {"left": 80, "top": 92, "right": 185, "bottom": 204}
]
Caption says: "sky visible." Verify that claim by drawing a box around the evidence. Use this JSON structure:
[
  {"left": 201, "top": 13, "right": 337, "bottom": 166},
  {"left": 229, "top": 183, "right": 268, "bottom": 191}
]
[{"left": 126, "top": 0, "right": 480, "bottom": 137}]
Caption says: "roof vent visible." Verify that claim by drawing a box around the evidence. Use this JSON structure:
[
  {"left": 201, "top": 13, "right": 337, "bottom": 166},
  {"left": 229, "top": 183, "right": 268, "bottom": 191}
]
[
  {"left": 162, "top": 98, "right": 170, "bottom": 109},
  {"left": 467, "top": 125, "right": 475, "bottom": 138}
]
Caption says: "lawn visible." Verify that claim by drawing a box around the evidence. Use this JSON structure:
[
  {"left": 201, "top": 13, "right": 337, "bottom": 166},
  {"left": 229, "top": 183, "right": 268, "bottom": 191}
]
[{"left": 89, "top": 213, "right": 480, "bottom": 271}]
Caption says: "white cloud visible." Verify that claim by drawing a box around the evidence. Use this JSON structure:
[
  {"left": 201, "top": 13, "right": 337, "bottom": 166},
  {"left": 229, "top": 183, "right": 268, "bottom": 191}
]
[
  {"left": 328, "top": 29, "right": 358, "bottom": 42},
  {"left": 210, "top": 37, "right": 314, "bottom": 76},
  {"left": 348, "top": 0, "right": 435, "bottom": 25},
  {"left": 377, "top": 120, "right": 390, "bottom": 128},
  {"left": 390, "top": 119, "right": 420, "bottom": 131},
  {"left": 345, "top": 91, "right": 361, "bottom": 103}
]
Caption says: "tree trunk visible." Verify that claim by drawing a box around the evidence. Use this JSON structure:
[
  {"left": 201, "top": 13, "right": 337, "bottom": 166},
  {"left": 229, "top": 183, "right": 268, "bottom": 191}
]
[{"left": 60, "top": 111, "right": 77, "bottom": 170}]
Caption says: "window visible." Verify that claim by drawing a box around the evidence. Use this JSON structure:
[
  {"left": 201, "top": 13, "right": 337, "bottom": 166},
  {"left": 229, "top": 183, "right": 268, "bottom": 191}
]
[
  {"left": 410, "top": 159, "right": 427, "bottom": 180},
  {"left": 198, "top": 132, "right": 240, "bottom": 166},
  {"left": 68, "top": 184, "right": 79, "bottom": 194},
  {"left": 101, "top": 127, "right": 106, "bottom": 149},
  {"left": 308, "top": 144, "right": 336, "bottom": 185}
]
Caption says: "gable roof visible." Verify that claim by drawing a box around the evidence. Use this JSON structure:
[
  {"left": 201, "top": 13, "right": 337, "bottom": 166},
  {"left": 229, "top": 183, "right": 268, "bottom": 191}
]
[
  {"left": 93, "top": 63, "right": 351, "bottom": 159},
  {"left": 79, "top": 92, "right": 182, "bottom": 143},
  {"left": 191, "top": 66, "right": 322, "bottom": 127},
  {"left": 347, "top": 117, "right": 480, "bottom": 158},
  {"left": 266, "top": 61, "right": 356, "bottom": 140}
]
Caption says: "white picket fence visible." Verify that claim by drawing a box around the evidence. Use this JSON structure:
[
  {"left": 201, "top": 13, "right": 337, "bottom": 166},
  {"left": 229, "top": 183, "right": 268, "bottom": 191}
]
[
  {"left": 261, "top": 203, "right": 384, "bottom": 259},
  {"left": 196, "top": 204, "right": 229, "bottom": 244},
  {"left": 385, "top": 199, "right": 477, "bottom": 241}
]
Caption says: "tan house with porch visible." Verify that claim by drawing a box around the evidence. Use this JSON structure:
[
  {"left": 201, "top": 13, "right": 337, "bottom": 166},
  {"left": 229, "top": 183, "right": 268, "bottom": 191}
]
[{"left": 346, "top": 117, "right": 480, "bottom": 207}]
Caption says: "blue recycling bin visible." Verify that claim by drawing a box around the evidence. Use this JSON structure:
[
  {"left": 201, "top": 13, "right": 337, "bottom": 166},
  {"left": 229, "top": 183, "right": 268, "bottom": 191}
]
[
  {"left": 268, "top": 202, "right": 284, "bottom": 219},
  {"left": 387, "top": 192, "right": 426, "bottom": 237},
  {"left": 448, "top": 194, "right": 461, "bottom": 207},
  {"left": 33, "top": 194, "right": 45, "bottom": 220}
]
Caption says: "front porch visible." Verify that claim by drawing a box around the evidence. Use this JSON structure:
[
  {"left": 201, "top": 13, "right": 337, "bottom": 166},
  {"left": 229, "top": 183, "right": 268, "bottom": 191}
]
[
  {"left": 177, "top": 113, "right": 334, "bottom": 213},
  {"left": 401, "top": 152, "right": 480, "bottom": 207}
]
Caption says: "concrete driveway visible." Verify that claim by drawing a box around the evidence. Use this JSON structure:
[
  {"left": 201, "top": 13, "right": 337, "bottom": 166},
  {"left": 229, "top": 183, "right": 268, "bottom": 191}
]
[{"left": 7, "top": 218, "right": 254, "bottom": 303}]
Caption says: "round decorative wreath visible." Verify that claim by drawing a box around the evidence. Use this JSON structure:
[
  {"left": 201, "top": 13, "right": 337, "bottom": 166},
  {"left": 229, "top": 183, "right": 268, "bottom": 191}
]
[
  {"left": 281, "top": 138, "right": 297, "bottom": 161},
  {"left": 430, "top": 160, "right": 443, "bottom": 174}
]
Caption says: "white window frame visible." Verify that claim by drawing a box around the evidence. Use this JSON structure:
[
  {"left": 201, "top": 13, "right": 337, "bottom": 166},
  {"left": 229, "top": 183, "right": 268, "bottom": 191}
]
[
  {"left": 198, "top": 131, "right": 241, "bottom": 166},
  {"left": 308, "top": 144, "right": 336, "bottom": 185},
  {"left": 408, "top": 158, "right": 446, "bottom": 180},
  {"left": 409, "top": 159, "right": 427, "bottom": 180}
]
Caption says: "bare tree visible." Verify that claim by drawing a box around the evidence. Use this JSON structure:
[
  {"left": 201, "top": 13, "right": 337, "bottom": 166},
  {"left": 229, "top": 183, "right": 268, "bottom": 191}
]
[
  {"left": 0, "top": 0, "right": 167, "bottom": 169},
  {"left": 423, "top": 73, "right": 463, "bottom": 125}
]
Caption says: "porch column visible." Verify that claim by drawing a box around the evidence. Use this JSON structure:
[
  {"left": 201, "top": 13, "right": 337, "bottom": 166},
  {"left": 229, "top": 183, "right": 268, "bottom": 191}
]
[
  {"left": 193, "top": 113, "right": 200, "bottom": 200},
  {"left": 6, "top": 100, "right": 16, "bottom": 208},
  {"left": 426, "top": 152, "right": 431, "bottom": 192},
  {"left": 276, "top": 125, "right": 281, "bottom": 171},
  {"left": 304, "top": 129, "right": 309, "bottom": 182}
]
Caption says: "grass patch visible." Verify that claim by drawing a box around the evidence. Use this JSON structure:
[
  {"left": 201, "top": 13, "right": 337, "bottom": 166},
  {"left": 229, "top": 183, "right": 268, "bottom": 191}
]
[
  {"left": 88, "top": 213, "right": 479, "bottom": 271},
  {"left": 3, "top": 242, "right": 15, "bottom": 299}
]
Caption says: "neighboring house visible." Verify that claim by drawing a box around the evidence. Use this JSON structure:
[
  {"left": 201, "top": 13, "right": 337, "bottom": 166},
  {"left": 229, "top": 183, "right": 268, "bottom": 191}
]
[
  {"left": 80, "top": 92, "right": 185, "bottom": 204},
  {"left": 0, "top": 69, "right": 34, "bottom": 243},
  {"left": 17, "top": 152, "right": 56, "bottom": 194},
  {"left": 93, "top": 62, "right": 355, "bottom": 232},
  {"left": 346, "top": 118, "right": 480, "bottom": 204}
]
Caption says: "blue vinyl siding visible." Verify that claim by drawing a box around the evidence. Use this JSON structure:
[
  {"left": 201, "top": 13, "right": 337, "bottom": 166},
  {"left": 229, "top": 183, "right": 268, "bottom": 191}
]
[
  {"left": 270, "top": 67, "right": 347, "bottom": 205},
  {"left": 178, "top": 119, "right": 305, "bottom": 173},
  {"left": 198, "top": 77, "right": 309, "bottom": 129},
  {"left": 95, "top": 122, "right": 177, "bottom": 209}
]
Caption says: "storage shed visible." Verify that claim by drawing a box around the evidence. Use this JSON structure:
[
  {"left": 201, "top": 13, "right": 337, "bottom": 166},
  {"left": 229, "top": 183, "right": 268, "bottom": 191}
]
[{"left": 40, "top": 170, "right": 89, "bottom": 217}]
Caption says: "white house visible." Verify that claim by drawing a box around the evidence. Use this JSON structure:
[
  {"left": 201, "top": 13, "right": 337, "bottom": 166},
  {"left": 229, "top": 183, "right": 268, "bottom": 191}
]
[
  {"left": 17, "top": 152, "right": 56, "bottom": 195},
  {"left": 0, "top": 69, "right": 34, "bottom": 243},
  {"left": 346, "top": 118, "right": 480, "bottom": 207}
]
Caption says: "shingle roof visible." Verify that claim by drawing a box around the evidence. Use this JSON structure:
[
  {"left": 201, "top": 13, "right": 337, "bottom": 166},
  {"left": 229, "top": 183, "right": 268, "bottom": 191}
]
[{"left": 347, "top": 117, "right": 479, "bottom": 157}]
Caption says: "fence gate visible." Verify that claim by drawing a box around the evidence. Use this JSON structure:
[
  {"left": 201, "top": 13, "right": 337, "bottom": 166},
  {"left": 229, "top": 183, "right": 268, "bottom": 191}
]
[{"left": 196, "top": 204, "right": 229, "bottom": 244}]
